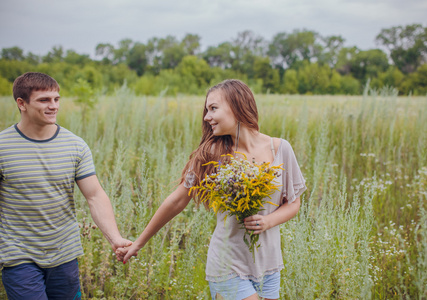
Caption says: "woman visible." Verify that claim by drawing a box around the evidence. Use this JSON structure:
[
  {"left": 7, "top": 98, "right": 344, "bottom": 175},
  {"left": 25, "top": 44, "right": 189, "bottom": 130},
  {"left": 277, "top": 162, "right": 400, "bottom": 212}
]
[{"left": 117, "top": 79, "right": 306, "bottom": 300}]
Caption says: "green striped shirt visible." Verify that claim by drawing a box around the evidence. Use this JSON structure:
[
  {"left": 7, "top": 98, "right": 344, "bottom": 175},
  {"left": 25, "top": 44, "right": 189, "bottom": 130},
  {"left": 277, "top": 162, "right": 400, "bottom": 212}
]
[{"left": 0, "top": 124, "right": 96, "bottom": 267}]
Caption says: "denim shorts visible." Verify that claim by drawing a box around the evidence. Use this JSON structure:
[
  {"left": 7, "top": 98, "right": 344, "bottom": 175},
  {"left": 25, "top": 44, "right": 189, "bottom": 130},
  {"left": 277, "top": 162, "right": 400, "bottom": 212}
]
[
  {"left": 1, "top": 259, "right": 81, "bottom": 300},
  {"left": 209, "top": 272, "right": 280, "bottom": 300}
]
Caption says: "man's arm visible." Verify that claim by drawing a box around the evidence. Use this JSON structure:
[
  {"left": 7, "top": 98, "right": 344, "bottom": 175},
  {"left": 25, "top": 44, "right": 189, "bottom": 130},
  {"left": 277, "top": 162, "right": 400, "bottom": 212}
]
[{"left": 76, "top": 175, "right": 132, "bottom": 251}]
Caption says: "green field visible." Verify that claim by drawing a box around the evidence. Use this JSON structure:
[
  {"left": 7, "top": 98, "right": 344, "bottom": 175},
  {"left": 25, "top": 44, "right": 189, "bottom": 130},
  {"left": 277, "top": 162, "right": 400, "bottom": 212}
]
[{"left": 0, "top": 91, "right": 426, "bottom": 299}]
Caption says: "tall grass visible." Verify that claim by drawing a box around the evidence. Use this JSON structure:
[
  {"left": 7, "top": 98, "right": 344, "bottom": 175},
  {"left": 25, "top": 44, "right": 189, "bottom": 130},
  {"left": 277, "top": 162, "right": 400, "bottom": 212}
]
[{"left": 0, "top": 92, "right": 426, "bottom": 299}]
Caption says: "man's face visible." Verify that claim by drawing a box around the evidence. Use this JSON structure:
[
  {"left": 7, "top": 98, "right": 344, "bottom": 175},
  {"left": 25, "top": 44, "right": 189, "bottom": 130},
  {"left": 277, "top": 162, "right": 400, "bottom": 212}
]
[{"left": 19, "top": 89, "right": 60, "bottom": 126}]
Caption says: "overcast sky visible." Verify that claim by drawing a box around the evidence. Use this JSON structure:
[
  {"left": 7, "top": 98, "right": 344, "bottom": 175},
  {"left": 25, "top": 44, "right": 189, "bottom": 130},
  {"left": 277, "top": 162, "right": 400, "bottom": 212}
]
[{"left": 1, "top": 0, "right": 426, "bottom": 58}]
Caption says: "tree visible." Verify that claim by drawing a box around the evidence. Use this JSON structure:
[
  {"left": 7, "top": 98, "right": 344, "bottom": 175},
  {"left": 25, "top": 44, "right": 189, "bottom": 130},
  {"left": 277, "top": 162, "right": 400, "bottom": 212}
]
[
  {"left": 282, "top": 69, "right": 298, "bottom": 94},
  {"left": 340, "top": 75, "right": 361, "bottom": 95},
  {"left": 42, "top": 46, "right": 64, "bottom": 63},
  {"left": 132, "top": 74, "right": 157, "bottom": 95},
  {"left": 35, "top": 61, "right": 79, "bottom": 93},
  {"left": 268, "top": 32, "right": 288, "bottom": 69},
  {"left": 72, "top": 78, "right": 98, "bottom": 122},
  {"left": 335, "top": 47, "right": 359, "bottom": 75},
  {"left": 1, "top": 47, "right": 25, "bottom": 61},
  {"left": 75, "top": 66, "right": 103, "bottom": 91},
  {"left": 400, "top": 64, "right": 427, "bottom": 95},
  {"left": 328, "top": 70, "right": 342, "bottom": 94},
  {"left": 26, "top": 52, "right": 41, "bottom": 65},
  {"left": 349, "top": 49, "right": 389, "bottom": 82},
  {"left": 105, "top": 63, "right": 138, "bottom": 90},
  {"left": 160, "top": 36, "right": 186, "bottom": 69},
  {"left": 95, "top": 43, "right": 115, "bottom": 63},
  {"left": 411, "top": 64, "right": 427, "bottom": 94},
  {"left": 113, "top": 39, "right": 133, "bottom": 64},
  {"left": 176, "top": 55, "right": 213, "bottom": 93},
  {"left": 268, "top": 29, "right": 322, "bottom": 70},
  {"left": 95, "top": 39, "right": 134, "bottom": 65},
  {"left": 0, "top": 59, "right": 33, "bottom": 82},
  {"left": 145, "top": 37, "right": 162, "bottom": 74},
  {"left": 297, "top": 61, "right": 330, "bottom": 94},
  {"left": 203, "top": 42, "right": 234, "bottom": 69},
  {"left": 253, "top": 56, "right": 280, "bottom": 93},
  {"left": 64, "top": 50, "right": 91, "bottom": 65},
  {"left": 127, "top": 42, "right": 148, "bottom": 76},
  {"left": 0, "top": 75, "right": 12, "bottom": 95},
  {"left": 370, "top": 67, "right": 404, "bottom": 92},
  {"left": 139, "top": 35, "right": 187, "bottom": 71},
  {"left": 376, "top": 24, "right": 427, "bottom": 73},
  {"left": 181, "top": 34, "right": 201, "bottom": 55},
  {"left": 319, "top": 35, "right": 345, "bottom": 67},
  {"left": 232, "top": 30, "right": 267, "bottom": 57},
  {"left": 290, "top": 30, "right": 322, "bottom": 62},
  {"left": 231, "top": 31, "right": 267, "bottom": 76}
]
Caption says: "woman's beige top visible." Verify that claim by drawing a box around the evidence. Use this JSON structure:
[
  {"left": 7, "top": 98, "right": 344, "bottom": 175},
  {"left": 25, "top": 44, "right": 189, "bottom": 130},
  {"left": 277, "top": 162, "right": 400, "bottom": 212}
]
[{"left": 185, "top": 138, "right": 306, "bottom": 282}]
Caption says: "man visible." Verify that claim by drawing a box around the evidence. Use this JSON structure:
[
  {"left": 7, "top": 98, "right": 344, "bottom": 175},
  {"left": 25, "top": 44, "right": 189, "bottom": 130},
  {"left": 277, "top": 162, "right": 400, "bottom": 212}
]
[{"left": 0, "top": 72, "right": 131, "bottom": 299}]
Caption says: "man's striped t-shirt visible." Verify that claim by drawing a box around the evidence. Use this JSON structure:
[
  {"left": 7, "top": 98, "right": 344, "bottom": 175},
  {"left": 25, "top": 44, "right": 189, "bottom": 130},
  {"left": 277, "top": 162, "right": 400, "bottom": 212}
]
[{"left": 0, "top": 124, "right": 96, "bottom": 268}]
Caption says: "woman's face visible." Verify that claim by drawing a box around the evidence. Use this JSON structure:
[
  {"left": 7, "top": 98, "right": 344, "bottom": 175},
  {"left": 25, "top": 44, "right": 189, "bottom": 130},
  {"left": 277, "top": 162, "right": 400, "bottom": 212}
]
[{"left": 204, "top": 90, "right": 238, "bottom": 136}]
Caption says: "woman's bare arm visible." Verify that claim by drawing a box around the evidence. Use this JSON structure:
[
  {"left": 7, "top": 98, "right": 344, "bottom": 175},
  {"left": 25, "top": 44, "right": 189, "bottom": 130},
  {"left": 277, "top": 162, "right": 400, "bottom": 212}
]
[{"left": 117, "top": 184, "right": 192, "bottom": 263}]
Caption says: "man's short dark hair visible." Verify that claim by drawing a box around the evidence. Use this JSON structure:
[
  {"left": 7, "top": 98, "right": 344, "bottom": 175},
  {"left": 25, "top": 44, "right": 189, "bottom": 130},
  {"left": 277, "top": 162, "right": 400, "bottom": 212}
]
[{"left": 13, "top": 72, "right": 60, "bottom": 103}]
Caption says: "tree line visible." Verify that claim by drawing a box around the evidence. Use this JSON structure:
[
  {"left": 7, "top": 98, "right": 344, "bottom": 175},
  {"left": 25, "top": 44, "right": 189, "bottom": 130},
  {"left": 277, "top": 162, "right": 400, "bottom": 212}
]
[{"left": 0, "top": 24, "right": 426, "bottom": 96}]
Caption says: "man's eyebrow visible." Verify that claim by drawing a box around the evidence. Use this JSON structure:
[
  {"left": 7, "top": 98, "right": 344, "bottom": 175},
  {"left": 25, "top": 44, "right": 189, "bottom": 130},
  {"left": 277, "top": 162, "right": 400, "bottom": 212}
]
[
  {"left": 34, "top": 96, "right": 48, "bottom": 100},
  {"left": 35, "top": 95, "right": 61, "bottom": 100}
]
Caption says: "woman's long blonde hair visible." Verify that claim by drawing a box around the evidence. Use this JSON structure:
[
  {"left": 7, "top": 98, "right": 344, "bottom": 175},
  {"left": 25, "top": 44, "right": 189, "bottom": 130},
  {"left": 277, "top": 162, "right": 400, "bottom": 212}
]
[{"left": 180, "top": 79, "right": 259, "bottom": 208}]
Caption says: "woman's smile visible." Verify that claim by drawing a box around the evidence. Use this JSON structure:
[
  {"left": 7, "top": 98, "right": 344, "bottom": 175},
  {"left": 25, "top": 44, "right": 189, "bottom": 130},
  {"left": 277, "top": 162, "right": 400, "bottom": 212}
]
[{"left": 204, "top": 90, "right": 237, "bottom": 136}]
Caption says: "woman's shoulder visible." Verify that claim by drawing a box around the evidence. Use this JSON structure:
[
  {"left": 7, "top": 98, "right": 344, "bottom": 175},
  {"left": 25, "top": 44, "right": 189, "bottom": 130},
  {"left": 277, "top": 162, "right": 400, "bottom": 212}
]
[
  {"left": 258, "top": 133, "right": 281, "bottom": 152},
  {"left": 269, "top": 137, "right": 292, "bottom": 153},
  {"left": 272, "top": 137, "right": 281, "bottom": 149},
  {"left": 272, "top": 138, "right": 297, "bottom": 159}
]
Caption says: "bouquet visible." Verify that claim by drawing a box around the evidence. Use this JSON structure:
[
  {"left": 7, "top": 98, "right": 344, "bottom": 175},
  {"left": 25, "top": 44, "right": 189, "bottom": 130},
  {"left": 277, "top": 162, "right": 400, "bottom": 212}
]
[{"left": 190, "top": 152, "right": 283, "bottom": 261}]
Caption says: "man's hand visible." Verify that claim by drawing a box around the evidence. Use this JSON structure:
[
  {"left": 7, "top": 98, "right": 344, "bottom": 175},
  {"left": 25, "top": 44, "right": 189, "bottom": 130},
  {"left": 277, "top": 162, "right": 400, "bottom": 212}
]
[
  {"left": 77, "top": 175, "right": 133, "bottom": 262},
  {"left": 111, "top": 237, "right": 133, "bottom": 253},
  {"left": 115, "top": 243, "right": 139, "bottom": 263}
]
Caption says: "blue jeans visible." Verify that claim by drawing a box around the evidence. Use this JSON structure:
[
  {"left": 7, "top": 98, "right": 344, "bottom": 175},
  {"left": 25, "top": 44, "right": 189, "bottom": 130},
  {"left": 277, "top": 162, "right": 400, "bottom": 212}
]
[
  {"left": 209, "top": 272, "right": 280, "bottom": 300},
  {"left": 2, "top": 259, "right": 81, "bottom": 300}
]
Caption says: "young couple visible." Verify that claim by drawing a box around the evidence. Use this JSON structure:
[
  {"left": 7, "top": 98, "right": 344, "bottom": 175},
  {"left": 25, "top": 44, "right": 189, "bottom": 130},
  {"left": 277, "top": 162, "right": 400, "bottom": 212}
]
[{"left": 1, "top": 73, "right": 306, "bottom": 300}]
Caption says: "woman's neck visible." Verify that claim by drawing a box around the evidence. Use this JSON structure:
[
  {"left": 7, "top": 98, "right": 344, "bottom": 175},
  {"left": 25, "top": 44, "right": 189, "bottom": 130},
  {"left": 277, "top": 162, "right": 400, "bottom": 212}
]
[
  {"left": 231, "top": 127, "right": 262, "bottom": 152},
  {"left": 231, "top": 126, "right": 274, "bottom": 163}
]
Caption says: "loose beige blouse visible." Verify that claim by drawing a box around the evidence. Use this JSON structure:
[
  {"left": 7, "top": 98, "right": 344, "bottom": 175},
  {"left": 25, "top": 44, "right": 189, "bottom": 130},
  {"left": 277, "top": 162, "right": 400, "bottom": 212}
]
[{"left": 185, "top": 139, "right": 307, "bottom": 282}]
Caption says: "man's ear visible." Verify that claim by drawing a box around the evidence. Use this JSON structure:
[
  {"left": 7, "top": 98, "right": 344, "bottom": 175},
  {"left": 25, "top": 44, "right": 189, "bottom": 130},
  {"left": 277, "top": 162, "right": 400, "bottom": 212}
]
[{"left": 16, "top": 98, "right": 27, "bottom": 111}]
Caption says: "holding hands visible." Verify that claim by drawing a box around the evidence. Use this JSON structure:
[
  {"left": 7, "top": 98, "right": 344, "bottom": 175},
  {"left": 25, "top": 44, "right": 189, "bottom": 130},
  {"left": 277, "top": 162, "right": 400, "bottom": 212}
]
[
  {"left": 110, "top": 237, "right": 133, "bottom": 262},
  {"left": 111, "top": 237, "right": 133, "bottom": 253},
  {"left": 115, "top": 243, "right": 141, "bottom": 264},
  {"left": 115, "top": 213, "right": 270, "bottom": 264}
]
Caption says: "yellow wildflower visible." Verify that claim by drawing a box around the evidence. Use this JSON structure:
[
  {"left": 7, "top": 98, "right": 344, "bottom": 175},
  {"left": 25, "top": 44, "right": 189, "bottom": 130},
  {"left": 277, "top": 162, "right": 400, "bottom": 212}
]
[{"left": 189, "top": 151, "right": 284, "bottom": 261}]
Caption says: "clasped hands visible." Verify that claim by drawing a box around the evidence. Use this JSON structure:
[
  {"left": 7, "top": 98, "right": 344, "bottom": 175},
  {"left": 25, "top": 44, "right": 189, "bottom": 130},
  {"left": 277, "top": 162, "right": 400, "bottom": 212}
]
[
  {"left": 115, "top": 241, "right": 140, "bottom": 264},
  {"left": 113, "top": 214, "right": 269, "bottom": 264}
]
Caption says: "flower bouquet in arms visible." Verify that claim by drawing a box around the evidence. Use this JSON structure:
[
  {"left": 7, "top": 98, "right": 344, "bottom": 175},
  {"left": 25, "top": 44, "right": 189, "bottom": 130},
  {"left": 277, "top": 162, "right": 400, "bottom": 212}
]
[{"left": 190, "top": 152, "right": 283, "bottom": 261}]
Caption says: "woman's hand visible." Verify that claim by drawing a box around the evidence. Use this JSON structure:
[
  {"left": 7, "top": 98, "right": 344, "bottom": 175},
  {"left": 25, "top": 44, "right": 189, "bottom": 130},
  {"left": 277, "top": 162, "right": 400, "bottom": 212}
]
[
  {"left": 116, "top": 185, "right": 192, "bottom": 264},
  {"left": 244, "top": 214, "right": 271, "bottom": 235},
  {"left": 244, "top": 197, "right": 301, "bottom": 235},
  {"left": 115, "top": 243, "right": 140, "bottom": 264}
]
